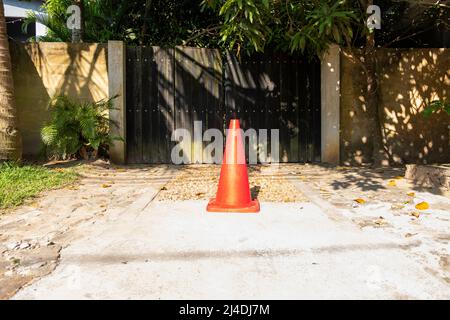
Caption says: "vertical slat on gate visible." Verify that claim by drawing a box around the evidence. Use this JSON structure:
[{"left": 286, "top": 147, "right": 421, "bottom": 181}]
[
  {"left": 155, "top": 48, "right": 175, "bottom": 164},
  {"left": 126, "top": 46, "right": 143, "bottom": 164},
  {"left": 245, "top": 55, "right": 258, "bottom": 162},
  {"left": 311, "top": 58, "right": 322, "bottom": 162},
  {"left": 270, "top": 54, "right": 281, "bottom": 163},
  {"left": 151, "top": 47, "right": 160, "bottom": 164},
  {"left": 262, "top": 55, "right": 270, "bottom": 163},
  {"left": 282, "top": 54, "right": 300, "bottom": 163},
  {"left": 141, "top": 46, "right": 152, "bottom": 164},
  {"left": 135, "top": 47, "right": 144, "bottom": 163},
  {"left": 290, "top": 56, "right": 300, "bottom": 163},
  {"left": 279, "top": 53, "right": 289, "bottom": 163},
  {"left": 297, "top": 59, "right": 307, "bottom": 163},
  {"left": 126, "top": 47, "right": 135, "bottom": 163},
  {"left": 204, "top": 49, "right": 223, "bottom": 164},
  {"left": 174, "top": 47, "right": 191, "bottom": 163},
  {"left": 305, "top": 62, "right": 312, "bottom": 162}
]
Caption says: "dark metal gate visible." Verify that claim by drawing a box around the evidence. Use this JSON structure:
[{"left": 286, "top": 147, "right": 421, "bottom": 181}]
[{"left": 125, "top": 46, "right": 321, "bottom": 164}]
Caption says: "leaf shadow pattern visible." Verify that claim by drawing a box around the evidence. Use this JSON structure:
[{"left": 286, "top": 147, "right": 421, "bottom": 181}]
[{"left": 327, "top": 167, "right": 404, "bottom": 192}]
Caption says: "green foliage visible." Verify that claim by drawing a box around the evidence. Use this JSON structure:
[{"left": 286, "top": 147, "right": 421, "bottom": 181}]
[
  {"left": 24, "top": 0, "right": 132, "bottom": 42},
  {"left": 204, "top": 0, "right": 358, "bottom": 56},
  {"left": 41, "top": 95, "right": 121, "bottom": 160},
  {"left": 22, "top": 0, "right": 448, "bottom": 56},
  {"left": 23, "top": 0, "right": 221, "bottom": 47},
  {"left": 0, "top": 162, "right": 78, "bottom": 210},
  {"left": 422, "top": 100, "right": 450, "bottom": 118}
]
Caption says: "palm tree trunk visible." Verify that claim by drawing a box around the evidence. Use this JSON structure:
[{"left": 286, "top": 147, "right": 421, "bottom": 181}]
[{"left": 0, "top": 0, "right": 21, "bottom": 161}]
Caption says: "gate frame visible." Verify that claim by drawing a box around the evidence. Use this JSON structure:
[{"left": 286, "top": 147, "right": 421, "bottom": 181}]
[{"left": 108, "top": 41, "right": 341, "bottom": 165}]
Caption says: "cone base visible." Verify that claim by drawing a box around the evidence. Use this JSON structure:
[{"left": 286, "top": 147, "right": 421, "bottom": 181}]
[{"left": 206, "top": 198, "right": 260, "bottom": 213}]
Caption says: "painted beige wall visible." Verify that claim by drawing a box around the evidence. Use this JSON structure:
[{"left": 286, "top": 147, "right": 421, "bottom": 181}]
[
  {"left": 10, "top": 42, "right": 108, "bottom": 157},
  {"left": 341, "top": 48, "right": 450, "bottom": 165},
  {"left": 321, "top": 45, "right": 340, "bottom": 164}
]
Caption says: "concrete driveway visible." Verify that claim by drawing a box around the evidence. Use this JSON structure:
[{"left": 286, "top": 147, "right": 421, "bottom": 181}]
[{"left": 13, "top": 200, "right": 450, "bottom": 300}]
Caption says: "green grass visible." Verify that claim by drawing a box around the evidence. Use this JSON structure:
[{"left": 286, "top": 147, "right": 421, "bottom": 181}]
[{"left": 0, "top": 162, "right": 78, "bottom": 210}]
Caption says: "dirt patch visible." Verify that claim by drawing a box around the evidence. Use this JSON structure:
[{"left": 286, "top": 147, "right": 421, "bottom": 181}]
[
  {"left": 0, "top": 160, "right": 174, "bottom": 299},
  {"left": 155, "top": 165, "right": 308, "bottom": 202}
]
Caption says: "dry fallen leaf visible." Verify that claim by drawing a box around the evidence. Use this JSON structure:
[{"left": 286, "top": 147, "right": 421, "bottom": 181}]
[
  {"left": 374, "top": 217, "right": 387, "bottom": 226},
  {"left": 101, "top": 184, "right": 112, "bottom": 188},
  {"left": 391, "top": 203, "right": 405, "bottom": 210},
  {"left": 387, "top": 180, "right": 397, "bottom": 187},
  {"left": 407, "top": 192, "right": 416, "bottom": 197},
  {"left": 405, "top": 233, "right": 418, "bottom": 238},
  {"left": 354, "top": 198, "right": 366, "bottom": 204},
  {"left": 115, "top": 168, "right": 127, "bottom": 172},
  {"left": 409, "top": 211, "right": 421, "bottom": 218},
  {"left": 415, "top": 201, "right": 430, "bottom": 210}
]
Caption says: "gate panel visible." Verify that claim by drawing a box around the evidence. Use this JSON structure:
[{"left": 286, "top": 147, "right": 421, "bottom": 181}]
[
  {"left": 224, "top": 52, "right": 321, "bottom": 163},
  {"left": 174, "top": 47, "right": 223, "bottom": 164},
  {"left": 126, "top": 46, "right": 175, "bottom": 164},
  {"left": 126, "top": 46, "right": 320, "bottom": 164}
]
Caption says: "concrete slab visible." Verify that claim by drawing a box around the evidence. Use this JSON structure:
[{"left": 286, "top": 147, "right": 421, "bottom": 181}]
[{"left": 13, "top": 201, "right": 450, "bottom": 300}]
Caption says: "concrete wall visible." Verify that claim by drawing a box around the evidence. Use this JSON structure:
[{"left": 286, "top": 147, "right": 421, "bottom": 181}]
[
  {"left": 340, "top": 48, "right": 450, "bottom": 165},
  {"left": 10, "top": 42, "right": 108, "bottom": 157},
  {"left": 321, "top": 45, "right": 340, "bottom": 164}
]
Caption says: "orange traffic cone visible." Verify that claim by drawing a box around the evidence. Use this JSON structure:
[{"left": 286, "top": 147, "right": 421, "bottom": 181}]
[{"left": 207, "top": 119, "right": 260, "bottom": 213}]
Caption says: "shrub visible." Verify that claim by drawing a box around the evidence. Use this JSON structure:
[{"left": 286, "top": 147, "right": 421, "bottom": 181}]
[{"left": 41, "top": 95, "right": 121, "bottom": 160}]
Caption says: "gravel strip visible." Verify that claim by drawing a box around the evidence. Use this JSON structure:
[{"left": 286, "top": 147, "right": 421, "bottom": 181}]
[{"left": 155, "top": 165, "right": 308, "bottom": 202}]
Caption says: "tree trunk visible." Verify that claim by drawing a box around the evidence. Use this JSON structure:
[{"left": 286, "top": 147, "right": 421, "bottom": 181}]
[
  {"left": 140, "top": 0, "right": 153, "bottom": 45},
  {"left": 0, "top": 0, "right": 22, "bottom": 161}
]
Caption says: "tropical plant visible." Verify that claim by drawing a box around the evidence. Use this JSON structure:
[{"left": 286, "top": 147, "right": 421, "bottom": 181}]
[
  {"left": 41, "top": 95, "right": 121, "bottom": 160},
  {"left": 202, "top": 0, "right": 358, "bottom": 56},
  {"left": 0, "top": 0, "right": 22, "bottom": 161},
  {"left": 423, "top": 100, "right": 450, "bottom": 118},
  {"left": 23, "top": 0, "right": 221, "bottom": 47}
]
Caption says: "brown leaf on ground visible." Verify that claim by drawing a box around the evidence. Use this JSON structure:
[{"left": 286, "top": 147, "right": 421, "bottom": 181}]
[
  {"left": 391, "top": 203, "right": 405, "bottom": 210},
  {"left": 405, "top": 233, "right": 418, "bottom": 238},
  {"left": 101, "top": 184, "right": 112, "bottom": 188},
  {"left": 354, "top": 198, "right": 366, "bottom": 204},
  {"left": 409, "top": 211, "right": 421, "bottom": 218}
]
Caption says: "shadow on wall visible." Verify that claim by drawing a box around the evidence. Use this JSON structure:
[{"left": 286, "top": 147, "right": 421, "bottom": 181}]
[
  {"left": 10, "top": 42, "right": 108, "bottom": 158},
  {"left": 340, "top": 48, "right": 450, "bottom": 166}
]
